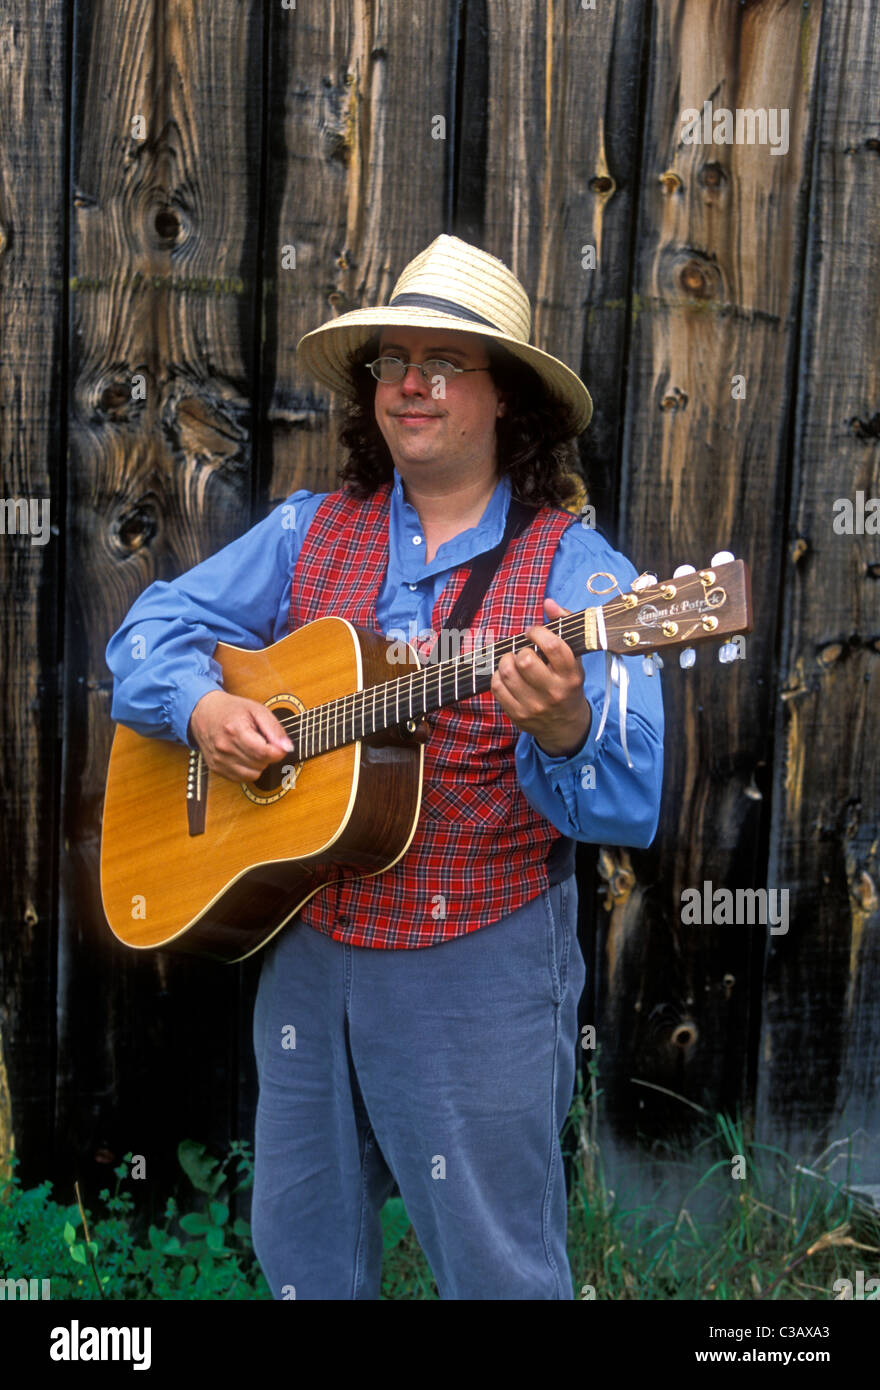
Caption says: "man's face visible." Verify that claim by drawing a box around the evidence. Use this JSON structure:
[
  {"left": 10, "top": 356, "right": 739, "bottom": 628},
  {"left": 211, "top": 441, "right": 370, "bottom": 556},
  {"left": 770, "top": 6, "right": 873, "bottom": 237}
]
[{"left": 372, "top": 327, "right": 506, "bottom": 481}]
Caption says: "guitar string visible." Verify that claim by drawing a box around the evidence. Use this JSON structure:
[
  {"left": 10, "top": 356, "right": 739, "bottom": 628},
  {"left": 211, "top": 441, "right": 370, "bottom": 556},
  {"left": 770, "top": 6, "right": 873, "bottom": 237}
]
[{"left": 270, "top": 581, "right": 732, "bottom": 760}]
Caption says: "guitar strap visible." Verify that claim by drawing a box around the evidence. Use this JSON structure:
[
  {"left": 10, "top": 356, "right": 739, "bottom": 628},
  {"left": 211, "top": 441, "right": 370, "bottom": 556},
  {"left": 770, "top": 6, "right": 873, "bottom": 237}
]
[
  {"left": 445, "top": 496, "right": 536, "bottom": 632},
  {"left": 442, "top": 495, "right": 576, "bottom": 889}
]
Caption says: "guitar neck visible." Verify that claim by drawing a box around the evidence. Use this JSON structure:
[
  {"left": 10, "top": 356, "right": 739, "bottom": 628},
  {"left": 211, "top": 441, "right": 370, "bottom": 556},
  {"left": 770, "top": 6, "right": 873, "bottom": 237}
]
[
  {"left": 286, "top": 608, "right": 602, "bottom": 761},
  {"left": 279, "top": 556, "right": 751, "bottom": 762}
]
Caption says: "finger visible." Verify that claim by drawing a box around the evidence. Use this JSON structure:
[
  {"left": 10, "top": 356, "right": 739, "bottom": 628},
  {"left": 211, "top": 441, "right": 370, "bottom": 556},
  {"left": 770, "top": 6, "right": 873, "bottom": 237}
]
[
  {"left": 492, "top": 660, "right": 545, "bottom": 715},
  {"left": 249, "top": 704, "right": 294, "bottom": 751},
  {"left": 542, "top": 597, "right": 572, "bottom": 618},
  {"left": 223, "top": 715, "right": 290, "bottom": 762},
  {"left": 211, "top": 756, "right": 269, "bottom": 782},
  {"left": 522, "top": 623, "right": 582, "bottom": 677},
  {"left": 490, "top": 670, "right": 530, "bottom": 722}
]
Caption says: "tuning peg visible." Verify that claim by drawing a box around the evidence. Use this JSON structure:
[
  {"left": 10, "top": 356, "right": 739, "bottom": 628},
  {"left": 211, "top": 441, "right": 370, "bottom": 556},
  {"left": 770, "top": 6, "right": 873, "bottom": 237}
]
[
  {"left": 718, "top": 642, "right": 739, "bottom": 664},
  {"left": 642, "top": 654, "right": 664, "bottom": 677},
  {"left": 673, "top": 564, "right": 696, "bottom": 578},
  {"left": 710, "top": 550, "right": 735, "bottom": 566},
  {"left": 679, "top": 647, "right": 696, "bottom": 669},
  {"left": 631, "top": 571, "right": 658, "bottom": 592}
]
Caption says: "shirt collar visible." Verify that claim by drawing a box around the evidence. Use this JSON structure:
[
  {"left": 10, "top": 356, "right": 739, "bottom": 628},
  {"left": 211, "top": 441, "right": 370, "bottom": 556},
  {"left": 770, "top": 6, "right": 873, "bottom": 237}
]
[{"left": 390, "top": 467, "right": 512, "bottom": 580}]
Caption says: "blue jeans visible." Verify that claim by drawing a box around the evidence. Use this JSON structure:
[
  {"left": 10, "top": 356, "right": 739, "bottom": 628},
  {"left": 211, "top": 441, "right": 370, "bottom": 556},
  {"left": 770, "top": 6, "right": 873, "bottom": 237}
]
[{"left": 251, "top": 875, "right": 585, "bottom": 1300}]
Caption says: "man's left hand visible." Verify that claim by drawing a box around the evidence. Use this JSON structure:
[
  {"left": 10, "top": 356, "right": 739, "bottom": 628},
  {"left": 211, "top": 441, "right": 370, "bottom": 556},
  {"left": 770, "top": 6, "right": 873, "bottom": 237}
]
[{"left": 491, "top": 597, "right": 591, "bottom": 758}]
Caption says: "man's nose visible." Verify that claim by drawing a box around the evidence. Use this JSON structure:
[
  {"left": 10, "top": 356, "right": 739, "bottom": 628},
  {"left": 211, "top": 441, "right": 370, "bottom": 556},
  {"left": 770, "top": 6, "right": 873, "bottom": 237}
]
[{"left": 399, "top": 363, "right": 428, "bottom": 393}]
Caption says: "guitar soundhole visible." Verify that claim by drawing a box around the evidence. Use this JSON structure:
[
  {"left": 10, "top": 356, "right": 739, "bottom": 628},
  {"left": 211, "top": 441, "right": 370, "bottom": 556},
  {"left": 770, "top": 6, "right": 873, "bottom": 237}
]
[
  {"left": 240, "top": 696, "right": 304, "bottom": 806},
  {"left": 253, "top": 763, "right": 283, "bottom": 793}
]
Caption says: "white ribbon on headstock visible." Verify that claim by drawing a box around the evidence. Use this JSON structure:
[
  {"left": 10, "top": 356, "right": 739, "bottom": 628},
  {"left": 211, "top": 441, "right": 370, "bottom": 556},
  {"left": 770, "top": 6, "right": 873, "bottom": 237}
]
[{"left": 593, "top": 652, "right": 633, "bottom": 770}]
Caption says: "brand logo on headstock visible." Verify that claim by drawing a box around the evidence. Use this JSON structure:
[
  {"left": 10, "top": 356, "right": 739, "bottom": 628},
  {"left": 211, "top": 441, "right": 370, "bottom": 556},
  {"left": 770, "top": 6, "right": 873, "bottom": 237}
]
[{"left": 636, "top": 589, "right": 724, "bottom": 628}]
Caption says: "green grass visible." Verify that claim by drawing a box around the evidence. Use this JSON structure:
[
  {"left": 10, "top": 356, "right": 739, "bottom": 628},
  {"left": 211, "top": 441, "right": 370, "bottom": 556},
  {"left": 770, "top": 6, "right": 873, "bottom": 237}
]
[
  {"left": 2, "top": 1064, "right": 878, "bottom": 1300},
  {"left": 562, "top": 1059, "right": 880, "bottom": 1300}
]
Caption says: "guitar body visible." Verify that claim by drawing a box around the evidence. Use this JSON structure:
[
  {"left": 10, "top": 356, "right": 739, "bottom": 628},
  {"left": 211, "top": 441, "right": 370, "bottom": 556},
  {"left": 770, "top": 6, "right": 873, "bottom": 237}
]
[
  {"left": 100, "top": 618, "right": 425, "bottom": 962},
  {"left": 101, "top": 556, "right": 752, "bottom": 964}
]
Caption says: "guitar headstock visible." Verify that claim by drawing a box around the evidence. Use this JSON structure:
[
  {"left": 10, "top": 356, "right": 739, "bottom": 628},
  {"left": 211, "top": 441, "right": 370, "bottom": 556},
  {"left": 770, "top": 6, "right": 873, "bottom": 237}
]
[{"left": 600, "top": 553, "right": 752, "bottom": 663}]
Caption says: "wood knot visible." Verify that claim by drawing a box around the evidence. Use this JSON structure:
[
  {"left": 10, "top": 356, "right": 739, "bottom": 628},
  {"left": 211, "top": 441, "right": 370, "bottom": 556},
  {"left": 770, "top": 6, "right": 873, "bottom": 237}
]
[
  {"left": 154, "top": 207, "right": 182, "bottom": 241},
  {"left": 597, "top": 847, "right": 636, "bottom": 906},
  {"left": 677, "top": 257, "right": 716, "bottom": 299},
  {"left": 849, "top": 412, "right": 880, "bottom": 440},
  {"left": 670, "top": 1020, "right": 698, "bottom": 1050},
  {"left": 816, "top": 641, "right": 844, "bottom": 667},
  {"left": 98, "top": 378, "right": 138, "bottom": 416},
  {"left": 112, "top": 502, "right": 159, "bottom": 554},
  {"left": 589, "top": 174, "right": 615, "bottom": 195},
  {"left": 791, "top": 537, "right": 809, "bottom": 564},
  {"left": 853, "top": 871, "right": 878, "bottom": 914},
  {"left": 698, "top": 161, "right": 727, "bottom": 190},
  {"left": 660, "top": 386, "right": 688, "bottom": 412},
  {"left": 24, "top": 901, "right": 38, "bottom": 927}
]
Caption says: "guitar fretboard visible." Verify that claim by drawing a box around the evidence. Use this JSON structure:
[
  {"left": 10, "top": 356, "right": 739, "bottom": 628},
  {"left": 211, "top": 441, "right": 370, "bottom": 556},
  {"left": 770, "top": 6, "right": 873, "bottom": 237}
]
[{"left": 276, "top": 608, "right": 601, "bottom": 761}]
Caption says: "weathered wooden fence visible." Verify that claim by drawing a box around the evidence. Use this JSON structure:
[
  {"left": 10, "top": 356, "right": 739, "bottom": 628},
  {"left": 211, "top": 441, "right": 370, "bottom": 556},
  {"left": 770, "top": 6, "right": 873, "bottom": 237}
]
[{"left": 1, "top": 0, "right": 878, "bottom": 1213}]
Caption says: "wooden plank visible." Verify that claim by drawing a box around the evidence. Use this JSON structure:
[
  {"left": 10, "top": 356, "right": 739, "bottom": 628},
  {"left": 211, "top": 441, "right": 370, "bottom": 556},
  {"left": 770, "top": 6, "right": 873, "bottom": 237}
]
[
  {"left": 262, "top": 0, "right": 459, "bottom": 504},
  {"left": 481, "top": 0, "right": 649, "bottom": 524},
  {"left": 61, "top": 0, "right": 265, "bottom": 1190},
  {"left": 0, "top": 0, "right": 67, "bottom": 1182},
  {"left": 757, "top": 0, "right": 880, "bottom": 1175},
  {"left": 603, "top": 0, "right": 822, "bottom": 1134}
]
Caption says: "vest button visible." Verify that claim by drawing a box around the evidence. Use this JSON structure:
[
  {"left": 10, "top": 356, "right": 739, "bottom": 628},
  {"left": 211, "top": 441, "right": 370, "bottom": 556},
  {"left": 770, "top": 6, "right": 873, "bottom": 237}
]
[{"left": 336, "top": 913, "right": 351, "bottom": 928}]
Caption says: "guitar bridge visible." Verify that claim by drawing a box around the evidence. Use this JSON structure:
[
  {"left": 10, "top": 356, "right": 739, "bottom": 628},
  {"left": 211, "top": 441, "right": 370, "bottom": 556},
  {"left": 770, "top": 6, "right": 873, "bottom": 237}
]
[{"left": 186, "top": 748, "right": 207, "bottom": 836}]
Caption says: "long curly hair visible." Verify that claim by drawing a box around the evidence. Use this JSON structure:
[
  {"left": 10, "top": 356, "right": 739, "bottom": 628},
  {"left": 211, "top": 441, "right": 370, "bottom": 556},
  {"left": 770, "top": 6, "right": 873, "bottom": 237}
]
[{"left": 335, "top": 334, "right": 585, "bottom": 510}]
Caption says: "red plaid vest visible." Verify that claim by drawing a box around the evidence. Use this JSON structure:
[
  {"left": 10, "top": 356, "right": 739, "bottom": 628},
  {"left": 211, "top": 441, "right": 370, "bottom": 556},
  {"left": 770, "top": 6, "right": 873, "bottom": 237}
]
[{"left": 289, "top": 482, "right": 573, "bottom": 949}]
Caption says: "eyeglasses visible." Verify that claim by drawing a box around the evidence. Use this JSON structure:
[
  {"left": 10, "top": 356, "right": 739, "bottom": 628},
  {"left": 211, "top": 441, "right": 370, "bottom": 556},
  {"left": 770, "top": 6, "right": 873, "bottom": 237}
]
[{"left": 366, "top": 356, "right": 491, "bottom": 384}]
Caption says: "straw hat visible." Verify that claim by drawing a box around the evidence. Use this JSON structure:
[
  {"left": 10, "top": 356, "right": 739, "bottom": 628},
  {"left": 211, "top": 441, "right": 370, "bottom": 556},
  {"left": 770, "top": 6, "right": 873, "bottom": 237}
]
[{"left": 296, "top": 235, "right": 593, "bottom": 434}]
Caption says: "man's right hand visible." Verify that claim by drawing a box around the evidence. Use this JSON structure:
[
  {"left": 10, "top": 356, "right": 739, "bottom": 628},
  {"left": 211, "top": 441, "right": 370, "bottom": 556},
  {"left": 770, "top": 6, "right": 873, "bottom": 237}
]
[{"left": 188, "top": 690, "right": 294, "bottom": 782}]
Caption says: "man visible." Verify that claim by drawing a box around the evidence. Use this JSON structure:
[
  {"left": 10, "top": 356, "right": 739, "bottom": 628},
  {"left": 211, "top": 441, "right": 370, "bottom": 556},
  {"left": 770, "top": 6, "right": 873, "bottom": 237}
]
[{"left": 106, "top": 235, "right": 664, "bottom": 1299}]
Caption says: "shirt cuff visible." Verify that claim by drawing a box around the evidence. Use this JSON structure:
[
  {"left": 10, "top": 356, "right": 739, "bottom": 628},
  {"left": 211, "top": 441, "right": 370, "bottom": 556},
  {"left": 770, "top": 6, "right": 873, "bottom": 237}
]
[
  {"left": 529, "top": 693, "right": 600, "bottom": 771},
  {"left": 169, "top": 674, "right": 225, "bottom": 748}
]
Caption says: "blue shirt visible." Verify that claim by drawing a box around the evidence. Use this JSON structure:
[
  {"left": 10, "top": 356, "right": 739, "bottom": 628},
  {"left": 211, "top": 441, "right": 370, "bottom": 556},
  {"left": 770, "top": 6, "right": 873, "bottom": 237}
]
[{"left": 105, "top": 469, "right": 664, "bottom": 847}]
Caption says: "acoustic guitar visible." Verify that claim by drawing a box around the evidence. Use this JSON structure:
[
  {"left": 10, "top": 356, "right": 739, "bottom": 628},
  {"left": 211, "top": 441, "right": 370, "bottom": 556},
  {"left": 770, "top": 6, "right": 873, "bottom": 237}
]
[{"left": 100, "top": 555, "right": 752, "bottom": 962}]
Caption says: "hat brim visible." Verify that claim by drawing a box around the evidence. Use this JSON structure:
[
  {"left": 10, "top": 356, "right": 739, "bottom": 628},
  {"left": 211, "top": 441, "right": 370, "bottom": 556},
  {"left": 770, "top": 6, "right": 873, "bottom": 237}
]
[{"left": 296, "top": 307, "right": 593, "bottom": 434}]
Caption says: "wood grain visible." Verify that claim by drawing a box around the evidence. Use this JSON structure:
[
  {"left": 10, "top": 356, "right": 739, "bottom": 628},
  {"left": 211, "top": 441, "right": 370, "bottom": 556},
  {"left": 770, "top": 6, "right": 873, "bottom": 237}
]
[
  {"left": 262, "top": 0, "right": 457, "bottom": 504},
  {"left": 757, "top": 0, "right": 880, "bottom": 1168},
  {"left": 61, "top": 0, "right": 264, "bottom": 1188},
  {"left": 0, "top": 0, "right": 67, "bottom": 1178},
  {"left": 605, "top": 0, "right": 822, "bottom": 1135}
]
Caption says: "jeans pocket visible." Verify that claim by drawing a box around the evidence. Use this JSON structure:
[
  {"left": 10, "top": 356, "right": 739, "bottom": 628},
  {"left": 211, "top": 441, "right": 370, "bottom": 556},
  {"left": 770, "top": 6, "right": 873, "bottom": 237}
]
[{"left": 545, "top": 878, "right": 573, "bottom": 1005}]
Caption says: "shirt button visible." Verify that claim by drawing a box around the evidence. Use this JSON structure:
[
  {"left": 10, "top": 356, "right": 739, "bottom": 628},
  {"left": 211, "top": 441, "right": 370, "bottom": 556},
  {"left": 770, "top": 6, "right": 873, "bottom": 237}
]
[
  {"left": 408, "top": 583, "right": 418, "bottom": 591},
  {"left": 412, "top": 535, "right": 422, "bottom": 545}
]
